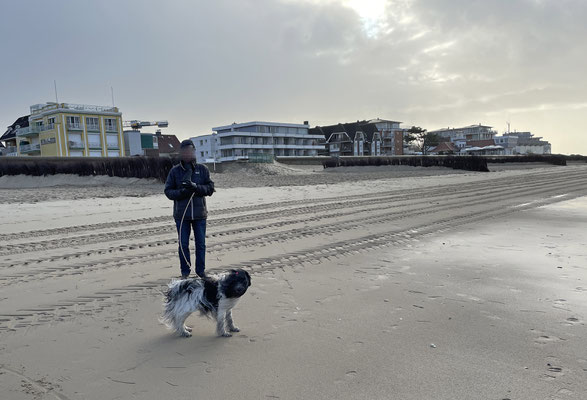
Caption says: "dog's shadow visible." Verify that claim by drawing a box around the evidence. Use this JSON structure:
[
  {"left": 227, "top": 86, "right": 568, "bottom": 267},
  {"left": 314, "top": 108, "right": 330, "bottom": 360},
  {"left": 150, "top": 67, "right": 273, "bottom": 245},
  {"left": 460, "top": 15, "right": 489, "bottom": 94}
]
[{"left": 145, "top": 329, "right": 237, "bottom": 356}]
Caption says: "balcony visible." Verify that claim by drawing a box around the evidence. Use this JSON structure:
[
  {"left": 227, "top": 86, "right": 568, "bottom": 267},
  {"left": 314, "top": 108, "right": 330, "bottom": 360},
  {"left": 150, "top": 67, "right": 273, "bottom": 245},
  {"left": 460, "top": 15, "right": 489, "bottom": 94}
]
[
  {"left": 86, "top": 124, "right": 100, "bottom": 132},
  {"left": 2, "top": 146, "right": 17, "bottom": 156},
  {"left": 20, "top": 143, "right": 41, "bottom": 153},
  {"left": 105, "top": 125, "right": 118, "bottom": 133},
  {"left": 67, "top": 123, "right": 83, "bottom": 131},
  {"left": 107, "top": 143, "right": 120, "bottom": 149},
  {"left": 41, "top": 123, "right": 55, "bottom": 131},
  {"left": 16, "top": 126, "right": 40, "bottom": 137}
]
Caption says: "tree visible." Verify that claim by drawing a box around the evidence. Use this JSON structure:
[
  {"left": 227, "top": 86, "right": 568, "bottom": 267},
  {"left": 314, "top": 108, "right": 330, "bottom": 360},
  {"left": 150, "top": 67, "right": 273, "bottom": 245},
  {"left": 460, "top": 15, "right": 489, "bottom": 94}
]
[{"left": 404, "top": 126, "right": 441, "bottom": 155}]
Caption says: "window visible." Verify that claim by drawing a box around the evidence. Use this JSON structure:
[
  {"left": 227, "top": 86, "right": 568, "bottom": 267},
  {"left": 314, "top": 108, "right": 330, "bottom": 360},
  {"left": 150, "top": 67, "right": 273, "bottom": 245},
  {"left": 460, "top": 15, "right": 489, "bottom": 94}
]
[
  {"left": 104, "top": 118, "right": 117, "bottom": 132},
  {"left": 67, "top": 116, "right": 81, "bottom": 129},
  {"left": 201, "top": 152, "right": 204, "bottom": 157},
  {"left": 88, "top": 134, "right": 101, "bottom": 148},
  {"left": 48, "top": 117, "right": 55, "bottom": 124},
  {"left": 200, "top": 140, "right": 204, "bottom": 146},
  {"left": 86, "top": 117, "right": 99, "bottom": 131}
]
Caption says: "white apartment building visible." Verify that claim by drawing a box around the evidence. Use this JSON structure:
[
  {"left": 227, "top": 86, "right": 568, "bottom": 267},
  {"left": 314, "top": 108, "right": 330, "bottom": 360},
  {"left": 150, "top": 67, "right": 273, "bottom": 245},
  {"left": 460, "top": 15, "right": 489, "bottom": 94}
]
[
  {"left": 429, "top": 124, "right": 497, "bottom": 142},
  {"left": 191, "top": 134, "right": 219, "bottom": 163},
  {"left": 193, "top": 121, "right": 325, "bottom": 163}
]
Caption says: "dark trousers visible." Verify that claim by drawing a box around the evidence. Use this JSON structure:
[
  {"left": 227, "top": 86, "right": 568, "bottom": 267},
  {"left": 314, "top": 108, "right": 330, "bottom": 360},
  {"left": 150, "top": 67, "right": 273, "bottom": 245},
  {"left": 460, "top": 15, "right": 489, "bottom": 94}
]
[{"left": 175, "top": 218, "right": 206, "bottom": 277}]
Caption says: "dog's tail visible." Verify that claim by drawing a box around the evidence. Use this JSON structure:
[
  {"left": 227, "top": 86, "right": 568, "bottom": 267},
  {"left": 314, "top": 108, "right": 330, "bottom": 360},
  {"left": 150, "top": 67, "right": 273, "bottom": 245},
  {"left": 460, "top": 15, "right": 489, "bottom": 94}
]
[{"left": 160, "top": 279, "right": 205, "bottom": 331}]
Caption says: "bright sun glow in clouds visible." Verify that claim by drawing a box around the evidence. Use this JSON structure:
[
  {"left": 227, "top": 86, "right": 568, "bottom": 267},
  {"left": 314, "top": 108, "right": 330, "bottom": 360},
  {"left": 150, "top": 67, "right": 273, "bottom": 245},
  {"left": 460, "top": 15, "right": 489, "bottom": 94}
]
[{"left": 344, "top": 0, "right": 387, "bottom": 37}]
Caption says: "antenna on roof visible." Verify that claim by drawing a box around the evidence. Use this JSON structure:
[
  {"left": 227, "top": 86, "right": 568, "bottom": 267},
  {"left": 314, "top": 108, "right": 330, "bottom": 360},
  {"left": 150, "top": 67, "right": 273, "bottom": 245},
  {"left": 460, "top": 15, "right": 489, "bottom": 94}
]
[
  {"left": 111, "top": 86, "right": 115, "bottom": 107},
  {"left": 54, "top": 80, "right": 59, "bottom": 103}
]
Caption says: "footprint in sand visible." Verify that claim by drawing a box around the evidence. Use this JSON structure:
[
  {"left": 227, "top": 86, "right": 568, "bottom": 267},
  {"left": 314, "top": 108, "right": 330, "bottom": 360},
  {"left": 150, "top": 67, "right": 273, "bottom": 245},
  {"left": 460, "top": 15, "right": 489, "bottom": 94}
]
[
  {"left": 345, "top": 370, "right": 357, "bottom": 379},
  {"left": 531, "top": 329, "right": 565, "bottom": 345},
  {"left": 534, "top": 335, "right": 563, "bottom": 345},
  {"left": 541, "top": 356, "right": 565, "bottom": 381},
  {"left": 334, "top": 370, "right": 358, "bottom": 384},
  {"left": 563, "top": 317, "right": 582, "bottom": 326}
]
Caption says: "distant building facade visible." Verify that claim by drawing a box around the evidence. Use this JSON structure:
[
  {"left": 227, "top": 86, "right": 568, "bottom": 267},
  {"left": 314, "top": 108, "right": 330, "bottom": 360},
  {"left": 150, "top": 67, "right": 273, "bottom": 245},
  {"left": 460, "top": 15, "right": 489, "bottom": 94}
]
[
  {"left": 504, "top": 132, "right": 551, "bottom": 155},
  {"left": 429, "top": 124, "right": 498, "bottom": 142},
  {"left": 155, "top": 132, "right": 181, "bottom": 157},
  {"left": 2, "top": 102, "right": 125, "bottom": 157},
  {"left": 1, "top": 115, "right": 27, "bottom": 156},
  {"left": 191, "top": 134, "right": 219, "bottom": 163},
  {"left": 429, "top": 124, "right": 552, "bottom": 156},
  {"left": 193, "top": 121, "right": 324, "bottom": 163},
  {"left": 311, "top": 119, "right": 406, "bottom": 157},
  {"left": 123, "top": 130, "right": 160, "bottom": 156}
]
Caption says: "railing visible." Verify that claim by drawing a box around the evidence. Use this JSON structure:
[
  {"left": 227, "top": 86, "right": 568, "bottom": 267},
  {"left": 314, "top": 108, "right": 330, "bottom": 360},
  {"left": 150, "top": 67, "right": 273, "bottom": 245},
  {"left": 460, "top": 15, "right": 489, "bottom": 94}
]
[
  {"left": 86, "top": 124, "right": 100, "bottom": 131},
  {"left": 2, "top": 146, "right": 17, "bottom": 155},
  {"left": 107, "top": 143, "right": 119, "bottom": 149},
  {"left": 105, "top": 125, "right": 118, "bottom": 132},
  {"left": 41, "top": 123, "right": 55, "bottom": 131},
  {"left": 20, "top": 143, "right": 41, "bottom": 153},
  {"left": 16, "top": 123, "right": 57, "bottom": 136},
  {"left": 31, "top": 103, "right": 119, "bottom": 115},
  {"left": 15, "top": 126, "right": 39, "bottom": 136},
  {"left": 67, "top": 123, "right": 82, "bottom": 130}
]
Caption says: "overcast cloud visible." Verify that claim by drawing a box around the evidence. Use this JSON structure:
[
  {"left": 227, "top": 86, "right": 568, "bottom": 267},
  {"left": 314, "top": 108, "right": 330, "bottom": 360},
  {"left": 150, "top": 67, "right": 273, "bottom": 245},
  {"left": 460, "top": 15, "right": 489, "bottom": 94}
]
[{"left": 1, "top": 0, "right": 586, "bottom": 153}]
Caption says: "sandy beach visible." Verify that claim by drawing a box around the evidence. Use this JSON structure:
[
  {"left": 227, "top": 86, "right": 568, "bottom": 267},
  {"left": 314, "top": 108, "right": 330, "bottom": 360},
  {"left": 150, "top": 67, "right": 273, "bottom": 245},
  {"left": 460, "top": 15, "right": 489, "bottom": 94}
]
[{"left": 1, "top": 163, "right": 587, "bottom": 399}]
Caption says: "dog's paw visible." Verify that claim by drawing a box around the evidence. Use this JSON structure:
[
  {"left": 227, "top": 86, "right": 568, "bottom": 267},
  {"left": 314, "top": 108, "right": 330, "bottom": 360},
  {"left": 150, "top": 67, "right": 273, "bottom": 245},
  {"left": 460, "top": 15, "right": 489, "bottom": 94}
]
[
  {"left": 219, "top": 332, "right": 232, "bottom": 337},
  {"left": 180, "top": 330, "right": 192, "bottom": 338},
  {"left": 229, "top": 326, "right": 240, "bottom": 332},
  {"left": 184, "top": 326, "right": 193, "bottom": 332}
]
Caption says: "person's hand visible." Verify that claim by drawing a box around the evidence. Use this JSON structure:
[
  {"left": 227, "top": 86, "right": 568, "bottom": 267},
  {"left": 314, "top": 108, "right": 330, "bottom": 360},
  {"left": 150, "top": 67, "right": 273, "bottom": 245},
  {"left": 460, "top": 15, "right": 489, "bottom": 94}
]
[
  {"left": 181, "top": 181, "right": 205, "bottom": 196},
  {"left": 181, "top": 180, "right": 196, "bottom": 190}
]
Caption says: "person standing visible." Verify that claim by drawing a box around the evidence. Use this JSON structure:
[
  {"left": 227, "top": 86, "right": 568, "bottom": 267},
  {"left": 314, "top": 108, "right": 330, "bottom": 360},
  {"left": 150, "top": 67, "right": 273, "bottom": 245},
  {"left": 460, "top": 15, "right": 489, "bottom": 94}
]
[{"left": 164, "top": 140, "right": 215, "bottom": 278}]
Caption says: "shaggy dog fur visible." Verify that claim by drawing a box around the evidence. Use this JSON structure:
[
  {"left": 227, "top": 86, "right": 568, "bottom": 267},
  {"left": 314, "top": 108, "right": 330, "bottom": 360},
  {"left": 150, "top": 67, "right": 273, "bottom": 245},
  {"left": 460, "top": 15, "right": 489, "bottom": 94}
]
[{"left": 161, "top": 269, "right": 251, "bottom": 337}]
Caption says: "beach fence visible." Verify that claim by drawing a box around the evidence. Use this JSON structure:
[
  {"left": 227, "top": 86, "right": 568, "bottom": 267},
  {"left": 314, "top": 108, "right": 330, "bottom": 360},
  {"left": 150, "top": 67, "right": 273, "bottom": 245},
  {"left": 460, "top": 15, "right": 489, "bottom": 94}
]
[
  {"left": 321, "top": 155, "right": 569, "bottom": 172},
  {"left": 322, "top": 155, "right": 491, "bottom": 172},
  {"left": 0, "top": 156, "right": 176, "bottom": 182}
]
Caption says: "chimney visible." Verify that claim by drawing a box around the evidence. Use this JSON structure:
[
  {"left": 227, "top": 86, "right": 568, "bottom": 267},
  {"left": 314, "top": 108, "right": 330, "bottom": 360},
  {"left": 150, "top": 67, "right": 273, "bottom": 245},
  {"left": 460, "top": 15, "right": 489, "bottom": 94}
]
[{"left": 303, "top": 120, "right": 309, "bottom": 125}]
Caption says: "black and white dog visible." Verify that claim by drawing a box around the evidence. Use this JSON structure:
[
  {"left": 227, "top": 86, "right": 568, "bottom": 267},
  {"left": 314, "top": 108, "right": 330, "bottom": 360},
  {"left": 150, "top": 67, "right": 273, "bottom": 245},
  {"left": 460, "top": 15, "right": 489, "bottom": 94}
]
[{"left": 161, "top": 269, "right": 251, "bottom": 337}]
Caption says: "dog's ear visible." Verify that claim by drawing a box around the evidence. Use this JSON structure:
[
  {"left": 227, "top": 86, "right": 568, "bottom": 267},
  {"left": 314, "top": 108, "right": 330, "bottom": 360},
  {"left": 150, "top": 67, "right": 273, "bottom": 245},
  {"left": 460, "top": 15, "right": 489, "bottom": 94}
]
[{"left": 244, "top": 270, "right": 251, "bottom": 287}]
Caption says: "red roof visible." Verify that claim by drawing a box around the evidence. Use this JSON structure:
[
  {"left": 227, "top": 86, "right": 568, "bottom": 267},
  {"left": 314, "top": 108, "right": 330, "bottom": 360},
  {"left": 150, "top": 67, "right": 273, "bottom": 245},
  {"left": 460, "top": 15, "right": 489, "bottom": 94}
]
[
  {"left": 157, "top": 134, "right": 181, "bottom": 154},
  {"left": 430, "top": 142, "right": 456, "bottom": 153}
]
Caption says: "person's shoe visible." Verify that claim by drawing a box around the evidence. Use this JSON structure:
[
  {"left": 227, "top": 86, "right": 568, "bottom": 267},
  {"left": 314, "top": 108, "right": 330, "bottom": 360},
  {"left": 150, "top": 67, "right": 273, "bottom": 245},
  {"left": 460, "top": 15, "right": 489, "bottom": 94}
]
[
  {"left": 180, "top": 273, "right": 190, "bottom": 279},
  {"left": 196, "top": 271, "right": 206, "bottom": 279}
]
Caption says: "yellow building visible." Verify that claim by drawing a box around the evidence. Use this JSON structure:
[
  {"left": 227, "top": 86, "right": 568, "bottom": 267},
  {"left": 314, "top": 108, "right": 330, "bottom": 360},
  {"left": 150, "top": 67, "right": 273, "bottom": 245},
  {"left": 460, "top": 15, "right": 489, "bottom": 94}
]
[{"left": 15, "top": 102, "right": 125, "bottom": 157}]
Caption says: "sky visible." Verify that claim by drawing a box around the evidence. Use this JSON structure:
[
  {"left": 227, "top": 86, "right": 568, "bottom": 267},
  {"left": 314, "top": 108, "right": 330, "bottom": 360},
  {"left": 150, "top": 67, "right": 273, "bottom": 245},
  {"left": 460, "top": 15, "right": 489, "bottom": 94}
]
[{"left": 1, "top": 0, "right": 586, "bottom": 154}]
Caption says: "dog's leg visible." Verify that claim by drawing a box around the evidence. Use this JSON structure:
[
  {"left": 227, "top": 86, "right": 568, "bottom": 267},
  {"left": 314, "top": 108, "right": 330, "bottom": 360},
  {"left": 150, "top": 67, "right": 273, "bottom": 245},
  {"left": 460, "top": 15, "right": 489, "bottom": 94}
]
[
  {"left": 226, "top": 310, "right": 240, "bottom": 332},
  {"left": 176, "top": 313, "right": 192, "bottom": 337},
  {"left": 216, "top": 301, "right": 231, "bottom": 337}
]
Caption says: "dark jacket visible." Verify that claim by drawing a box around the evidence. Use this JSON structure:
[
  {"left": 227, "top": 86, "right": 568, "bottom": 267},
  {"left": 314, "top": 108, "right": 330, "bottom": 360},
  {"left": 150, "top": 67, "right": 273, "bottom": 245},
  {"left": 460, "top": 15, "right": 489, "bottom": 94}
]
[{"left": 164, "top": 161, "right": 215, "bottom": 220}]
